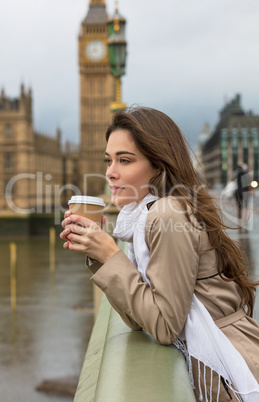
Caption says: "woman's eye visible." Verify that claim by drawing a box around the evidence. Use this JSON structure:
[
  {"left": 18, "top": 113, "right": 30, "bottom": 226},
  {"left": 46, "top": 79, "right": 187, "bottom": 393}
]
[
  {"left": 104, "top": 158, "right": 112, "bottom": 166},
  {"left": 120, "top": 158, "right": 130, "bottom": 164}
]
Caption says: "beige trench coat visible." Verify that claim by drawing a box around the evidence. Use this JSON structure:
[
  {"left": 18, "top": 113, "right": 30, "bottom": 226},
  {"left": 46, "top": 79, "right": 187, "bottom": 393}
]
[{"left": 89, "top": 197, "right": 259, "bottom": 401}]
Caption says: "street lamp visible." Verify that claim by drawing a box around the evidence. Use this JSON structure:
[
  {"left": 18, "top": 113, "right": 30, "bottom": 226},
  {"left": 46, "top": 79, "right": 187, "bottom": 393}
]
[{"left": 107, "top": 2, "right": 127, "bottom": 112}]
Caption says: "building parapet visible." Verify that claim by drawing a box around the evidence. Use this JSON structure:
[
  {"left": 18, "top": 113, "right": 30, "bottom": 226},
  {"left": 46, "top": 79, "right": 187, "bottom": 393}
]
[
  {"left": 35, "top": 131, "right": 61, "bottom": 155},
  {"left": 62, "top": 141, "right": 80, "bottom": 155},
  {"left": 0, "top": 85, "right": 32, "bottom": 117}
]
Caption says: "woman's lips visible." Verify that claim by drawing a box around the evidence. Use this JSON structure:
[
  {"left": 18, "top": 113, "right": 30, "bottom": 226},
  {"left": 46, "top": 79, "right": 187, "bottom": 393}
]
[{"left": 110, "top": 186, "right": 124, "bottom": 194}]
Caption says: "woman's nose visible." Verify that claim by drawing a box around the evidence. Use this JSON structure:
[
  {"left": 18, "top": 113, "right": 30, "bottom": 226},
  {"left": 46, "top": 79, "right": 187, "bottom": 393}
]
[{"left": 106, "top": 163, "right": 119, "bottom": 180}]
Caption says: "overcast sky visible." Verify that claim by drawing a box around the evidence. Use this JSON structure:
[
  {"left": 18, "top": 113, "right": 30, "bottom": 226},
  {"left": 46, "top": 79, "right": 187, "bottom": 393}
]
[{"left": 1, "top": 0, "right": 259, "bottom": 148}]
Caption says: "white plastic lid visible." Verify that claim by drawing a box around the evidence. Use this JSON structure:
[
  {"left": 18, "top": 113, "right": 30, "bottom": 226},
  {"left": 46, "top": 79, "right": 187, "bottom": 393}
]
[{"left": 68, "top": 196, "right": 106, "bottom": 207}]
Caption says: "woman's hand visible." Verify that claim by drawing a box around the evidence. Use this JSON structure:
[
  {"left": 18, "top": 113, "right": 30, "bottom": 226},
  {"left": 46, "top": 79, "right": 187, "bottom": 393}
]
[{"left": 60, "top": 210, "right": 120, "bottom": 264}]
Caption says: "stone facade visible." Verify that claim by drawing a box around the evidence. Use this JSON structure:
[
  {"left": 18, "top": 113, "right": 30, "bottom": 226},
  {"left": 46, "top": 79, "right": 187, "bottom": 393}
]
[
  {"left": 0, "top": 85, "right": 79, "bottom": 215},
  {"left": 201, "top": 95, "right": 259, "bottom": 188},
  {"left": 0, "top": 85, "right": 34, "bottom": 213}
]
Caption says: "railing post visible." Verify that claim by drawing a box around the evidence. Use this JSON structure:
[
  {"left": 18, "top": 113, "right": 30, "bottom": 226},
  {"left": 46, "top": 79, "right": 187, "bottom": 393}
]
[
  {"left": 9, "top": 242, "right": 17, "bottom": 311},
  {"left": 49, "top": 227, "right": 56, "bottom": 274}
]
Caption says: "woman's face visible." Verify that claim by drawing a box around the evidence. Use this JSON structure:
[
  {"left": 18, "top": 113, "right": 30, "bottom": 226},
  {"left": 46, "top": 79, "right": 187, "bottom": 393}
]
[{"left": 105, "top": 129, "right": 157, "bottom": 206}]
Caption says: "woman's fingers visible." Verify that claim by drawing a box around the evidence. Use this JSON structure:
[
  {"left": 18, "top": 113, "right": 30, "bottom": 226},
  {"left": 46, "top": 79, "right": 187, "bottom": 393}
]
[
  {"left": 61, "top": 210, "right": 72, "bottom": 228},
  {"left": 66, "top": 233, "right": 84, "bottom": 246},
  {"left": 62, "top": 212, "right": 101, "bottom": 231},
  {"left": 61, "top": 215, "right": 84, "bottom": 229},
  {"left": 60, "top": 227, "right": 71, "bottom": 240},
  {"left": 67, "top": 223, "right": 100, "bottom": 243},
  {"left": 60, "top": 214, "right": 98, "bottom": 245},
  {"left": 60, "top": 213, "right": 118, "bottom": 263},
  {"left": 66, "top": 219, "right": 99, "bottom": 236},
  {"left": 68, "top": 214, "right": 93, "bottom": 227},
  {"left": 61, "top": 216, "right": 71, "bottom": 229},
  {"left": 61, "top": 219, "right": 99, "bottom": 246},
  {"left": 64, "top": 210, "right": 72, "bottom": 218},
  {"left": 63, "top": 239, "right": 84, "bottom": 252},
  {"left": 67, "top": 241, "right": 86, "bottom": 252}
]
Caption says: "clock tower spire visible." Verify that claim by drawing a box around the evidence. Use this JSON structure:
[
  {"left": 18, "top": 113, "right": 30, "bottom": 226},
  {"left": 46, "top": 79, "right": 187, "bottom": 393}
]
[
  {"left": 89, "top": 0, "right": 105, "bottom": 5},
  {"left": 78, "top": 0, "right": 114, "bottom": 195}
]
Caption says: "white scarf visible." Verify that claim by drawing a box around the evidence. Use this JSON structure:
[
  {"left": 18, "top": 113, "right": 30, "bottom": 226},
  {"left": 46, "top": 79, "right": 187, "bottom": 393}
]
[{"left": 113, "top": 194, "right": 259, "bottom": 402}]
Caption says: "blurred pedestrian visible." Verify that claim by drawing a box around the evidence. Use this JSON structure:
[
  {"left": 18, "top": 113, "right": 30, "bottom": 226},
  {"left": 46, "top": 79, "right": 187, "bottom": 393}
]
[{"left": 234, "top": 164, "right": 252, "bottom": 220}]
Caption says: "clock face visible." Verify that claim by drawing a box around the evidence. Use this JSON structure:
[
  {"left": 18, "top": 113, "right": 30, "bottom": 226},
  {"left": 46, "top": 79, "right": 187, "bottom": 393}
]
[{"left": 86, "top": 40, "right": 106, "bottom": 62}]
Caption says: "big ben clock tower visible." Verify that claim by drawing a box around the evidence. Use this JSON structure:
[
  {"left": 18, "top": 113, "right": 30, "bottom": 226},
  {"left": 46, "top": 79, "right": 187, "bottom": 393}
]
[{"left": 78, "top": 0, "right": 114, "bottom": 195}]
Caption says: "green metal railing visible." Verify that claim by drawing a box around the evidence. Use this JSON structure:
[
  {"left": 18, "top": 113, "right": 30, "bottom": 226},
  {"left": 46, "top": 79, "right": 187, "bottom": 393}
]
[{"left": 74, "top": 295, "right": 195, "bottom": 402}]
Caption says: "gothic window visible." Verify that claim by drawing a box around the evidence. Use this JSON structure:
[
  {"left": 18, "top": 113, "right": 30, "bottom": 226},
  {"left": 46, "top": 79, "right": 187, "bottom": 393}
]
[
  {"left": 252, "top": 128, "right": 258, "bottom": 147},
  {"left": 73, "top": 159, "right": 78, "bottom": 175},
  {"left": 5, "top": 178, "right": 15, "bottom": 197},
  {"left": 4, "top": 153, "right": 15, "bottom": 170},
  {"left": 5, "top": 124, "right": 13, "bottom": 138}
]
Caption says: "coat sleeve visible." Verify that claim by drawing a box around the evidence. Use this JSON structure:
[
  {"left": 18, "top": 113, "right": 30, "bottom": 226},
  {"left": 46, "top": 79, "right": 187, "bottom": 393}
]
[{"left": 90, "top": 200, "right": 200, "bottom": 344}]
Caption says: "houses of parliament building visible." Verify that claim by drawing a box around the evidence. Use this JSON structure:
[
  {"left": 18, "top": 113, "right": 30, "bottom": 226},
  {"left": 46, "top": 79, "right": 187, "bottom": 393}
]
[{"left": 0, "top": 0, "right": 117, "bottom": 217}]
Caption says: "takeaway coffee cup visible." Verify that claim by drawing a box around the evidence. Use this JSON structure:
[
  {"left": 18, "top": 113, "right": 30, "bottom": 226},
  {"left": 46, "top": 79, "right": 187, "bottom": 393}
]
[{"left": 68, "top": 196, "right": 106, "bottom": 225}]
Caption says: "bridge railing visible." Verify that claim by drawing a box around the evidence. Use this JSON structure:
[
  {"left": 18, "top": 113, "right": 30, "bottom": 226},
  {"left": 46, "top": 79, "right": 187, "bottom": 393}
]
[{"left": 74, "top": 294, "right": 195, "bottom": 402}]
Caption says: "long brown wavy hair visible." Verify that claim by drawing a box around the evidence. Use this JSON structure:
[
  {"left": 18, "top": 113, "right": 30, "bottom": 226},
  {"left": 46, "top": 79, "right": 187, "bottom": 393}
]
[{"left": 106, "top": 106, "right": 259, "bottom": 316}]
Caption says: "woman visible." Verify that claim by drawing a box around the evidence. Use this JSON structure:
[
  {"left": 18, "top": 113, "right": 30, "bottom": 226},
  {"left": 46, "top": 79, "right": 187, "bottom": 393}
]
[{"left": 60, "top": 107, "right": 259, "bottom": 401}]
